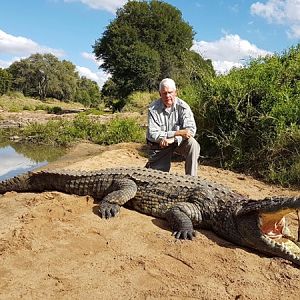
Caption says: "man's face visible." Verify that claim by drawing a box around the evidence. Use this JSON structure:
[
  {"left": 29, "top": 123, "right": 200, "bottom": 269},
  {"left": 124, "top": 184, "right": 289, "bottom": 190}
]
[{"left": 160, "top": 85, "right": 176, "bottom": 108}]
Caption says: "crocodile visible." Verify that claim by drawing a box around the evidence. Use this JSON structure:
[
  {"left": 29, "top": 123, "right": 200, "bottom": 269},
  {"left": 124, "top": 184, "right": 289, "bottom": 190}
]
[{"left": 1, "top": 166, "right": 300, "bottom": 266}]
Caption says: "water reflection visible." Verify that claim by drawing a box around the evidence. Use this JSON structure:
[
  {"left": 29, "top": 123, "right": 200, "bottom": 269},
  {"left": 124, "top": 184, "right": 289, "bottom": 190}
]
[{"left": 0, "top": 142, "right": 66, "bottom": 181}]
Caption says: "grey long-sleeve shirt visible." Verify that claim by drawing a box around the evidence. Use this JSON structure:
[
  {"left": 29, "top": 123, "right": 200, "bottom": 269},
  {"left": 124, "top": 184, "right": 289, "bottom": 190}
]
[{"left": 146, "top": 97, "right": 197, "bottom": 145}]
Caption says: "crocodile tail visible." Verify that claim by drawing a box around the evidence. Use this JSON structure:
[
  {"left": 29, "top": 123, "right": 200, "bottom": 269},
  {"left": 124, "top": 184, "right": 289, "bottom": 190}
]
[{"left": 0, "top": 172, "right": 35, "bottom": 194}]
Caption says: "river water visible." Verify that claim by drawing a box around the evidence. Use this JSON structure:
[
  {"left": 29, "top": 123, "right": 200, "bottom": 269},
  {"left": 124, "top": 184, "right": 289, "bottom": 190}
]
[{"left": 0, "top": 142, "right": 66, "bottom": 181}]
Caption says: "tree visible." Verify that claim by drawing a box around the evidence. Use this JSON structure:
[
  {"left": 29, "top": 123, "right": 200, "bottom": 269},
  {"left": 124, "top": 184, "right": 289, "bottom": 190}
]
[
  {"left": 8, "top": 54, "right": 79, "bottom": 101},
  {"left": 93, "top": 0, "right": 206, "bottom": 105},
  {"left": 0, "top": 68, "right": 12, "bottom": 95},
  {"left": 75, "top": 77, "right": 101, "bottom": 107},
  {"left": 47, "top": 59, "right": 79, "bottom": 101}
]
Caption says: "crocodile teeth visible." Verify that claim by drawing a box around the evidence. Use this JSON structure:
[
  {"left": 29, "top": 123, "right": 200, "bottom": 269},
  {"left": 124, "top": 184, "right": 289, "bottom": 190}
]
[{"left": 262, "top": 234, "right": 300, "bottom": 259}]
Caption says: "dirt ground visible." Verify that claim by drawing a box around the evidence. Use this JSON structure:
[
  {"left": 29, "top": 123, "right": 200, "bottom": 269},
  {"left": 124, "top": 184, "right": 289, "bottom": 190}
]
[{"left": 0, "top": 142, "right": 299, "bottom": 300}]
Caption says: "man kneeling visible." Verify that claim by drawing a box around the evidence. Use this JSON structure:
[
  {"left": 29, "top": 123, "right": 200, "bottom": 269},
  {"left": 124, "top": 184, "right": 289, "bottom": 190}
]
[{"left": 146, "top": 78, "right": 200, "bottom": 176}]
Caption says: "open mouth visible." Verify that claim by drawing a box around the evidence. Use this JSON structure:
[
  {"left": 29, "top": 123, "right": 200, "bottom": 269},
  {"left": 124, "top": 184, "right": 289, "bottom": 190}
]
[{"left": 259, "top": 209, "right": 300, "bottom": 255}]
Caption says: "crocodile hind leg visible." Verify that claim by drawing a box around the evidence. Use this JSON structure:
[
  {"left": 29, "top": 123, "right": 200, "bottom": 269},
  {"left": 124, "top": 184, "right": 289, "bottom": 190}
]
[
  {"left": 166, "top": 202, "right": 202, "bottom": 240},
  {"left": 98, "top": 179, "right": 137, "bottom": 219}
]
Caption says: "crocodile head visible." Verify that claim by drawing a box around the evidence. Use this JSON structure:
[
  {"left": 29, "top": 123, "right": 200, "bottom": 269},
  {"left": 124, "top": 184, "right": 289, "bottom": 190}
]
[{"left": 234, "top": 196, "right": 300, "bottom": 266}]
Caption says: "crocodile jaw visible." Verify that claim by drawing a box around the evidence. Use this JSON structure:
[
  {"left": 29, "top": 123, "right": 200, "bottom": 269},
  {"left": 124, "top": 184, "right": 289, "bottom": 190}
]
[
  {"left": 235, "top": 197, "right": 300, "bottom": 266},
  {"left": 260, "top": 210, "right": 300, "bottom": 256},
  {"left": 260, "top": 210, "right": 290, "bottom": 239}
]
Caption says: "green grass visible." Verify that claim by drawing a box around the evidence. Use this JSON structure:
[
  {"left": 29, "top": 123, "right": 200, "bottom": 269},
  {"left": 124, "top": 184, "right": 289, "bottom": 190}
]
[
  {"left": 11, "top": 114, "right": 145, "bottom": 146},
  {"left": 0, "top": 93, "right": 85, "bottom": 112},
  {"left": 123, "top": 91, "right": 157, "bottom": 113}
]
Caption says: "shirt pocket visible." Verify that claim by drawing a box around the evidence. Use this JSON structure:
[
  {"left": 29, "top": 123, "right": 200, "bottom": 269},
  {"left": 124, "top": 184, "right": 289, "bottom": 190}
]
[
  {"left": 160, "top": 125, "right": 166, "bottom": 131},
  {"left": 171, "top": 124, "right": 180, "bottom": 131},
  {"left": 172, "top": 120, "right": 181, "bottom": 131}
]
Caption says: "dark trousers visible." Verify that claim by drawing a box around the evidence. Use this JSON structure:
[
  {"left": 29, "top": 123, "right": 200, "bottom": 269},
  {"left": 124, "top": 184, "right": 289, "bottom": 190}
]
[{"left": 146, "top": 137, "right": 200, "bottom": 176}]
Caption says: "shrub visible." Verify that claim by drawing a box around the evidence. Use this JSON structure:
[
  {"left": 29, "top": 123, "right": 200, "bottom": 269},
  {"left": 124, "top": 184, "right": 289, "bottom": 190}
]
[
  {"left": 16, "top": 114, "right": 145, "bottom": 146},
  {"left": 123, "top": 91, "right": 157, "bottom": 113},
  {"left": 193, "top": 45, "right": 300, "bottom": 186},
  {"left": 46, "top": 106, "right": 63, "bottom": 114},
  {"left": 96, "top": 117, "right": 145, "bottom": 144}
]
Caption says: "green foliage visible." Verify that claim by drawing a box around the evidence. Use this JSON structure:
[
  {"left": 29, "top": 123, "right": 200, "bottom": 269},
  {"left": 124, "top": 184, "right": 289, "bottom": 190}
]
[
  {"left": 8, "top": 53, "right": 79, "bottom": 101},
  {"left": 101, "top": 78, "right": 126, "bottom": 111},
  {"left": 123, "top": 91, "right": 157, "bottom": 113},
  {"left": 34, "top": 104, "right": 49, "bottom": 111},
  {"left": 0, "top": 127, "right": 20, "bottom": 140},
  {"left": 83, "top": 108, "right": 105, "bottom": 115},
  {"left": 122, "top": 42, "right": 161, "bottom": 92},
  {"left": 46, "top": 106, "right": 63, "bottom": 114},
  {"left": 97, "top": 117, "right": 145, "bottom": 144},
  {"left": 265, "top": 124, "right": 300, "bottom": 186},
  {"left": 172, "top": 50, "right": 215, "bottom": 89},
  {"left": 17, "top": 114, "right": 145, "bottom": 146},
  {"left": 47, "top": 59, "right": 78, "bottom": 101},
  {"left": 5, "top": 91, "right": 25, "bottom": 98},
  {"left": 6, "top": 53, "right": 100, "bottom": 106},
  {"left": 193, "top": 44, "right": 300, "bottom": 186},
  {"left": 0, "top": 68, "right": 12, "bottom": 95},
  {"left": 93, "top": 0, "right": 213, "bottom": 106},
  {"left": 0, "top": 94, "right": 84, "bottom": 112},
  {"left": 22, "top": 120, "right": 73, "bottom": 145},
  {"left": 75, "top": 76, "right": 101, "bottom": 107},
  {"left": 22, "top": 105, "right": 33, "bottom": 111}
]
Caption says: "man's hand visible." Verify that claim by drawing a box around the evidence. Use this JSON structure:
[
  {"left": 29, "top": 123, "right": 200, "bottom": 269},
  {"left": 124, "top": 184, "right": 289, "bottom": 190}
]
[
  {"left": 159, "top": 137, "right": 175, "bottom": 148},
  {"left": 175, "top": 129, "right": 192, "bottom": 139}
]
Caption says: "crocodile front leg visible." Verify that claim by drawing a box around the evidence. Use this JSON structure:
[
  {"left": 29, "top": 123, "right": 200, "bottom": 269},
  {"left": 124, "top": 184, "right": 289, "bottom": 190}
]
[
  {"left": 166, "top": 202, "right": 202, "bottom": 240},
  {"left": 98, "top": 179, "right": 137, "bottom": 219}
]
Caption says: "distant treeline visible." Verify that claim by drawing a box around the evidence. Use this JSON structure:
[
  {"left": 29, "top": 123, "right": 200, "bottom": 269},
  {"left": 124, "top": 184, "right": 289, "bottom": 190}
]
[{"left": 0, "top": 53, "right": 101, "bottom": 107}]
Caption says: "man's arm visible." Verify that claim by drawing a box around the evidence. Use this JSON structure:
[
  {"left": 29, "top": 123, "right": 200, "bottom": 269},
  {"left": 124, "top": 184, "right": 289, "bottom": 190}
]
[
  {"left": 182, "top": 107, "right": 197, "bottom": 136},
  {"left": 147, "top": 109, "right": 176, "bottom": 148},
  {"left": 176, "top": 101, "right": 197, "bottom": 139},
  {"left": 147, "top": 109, "right": 165, "bottom": 142},
  {"left": 174, "top": 129, "right": 192, "bottom": 139}
]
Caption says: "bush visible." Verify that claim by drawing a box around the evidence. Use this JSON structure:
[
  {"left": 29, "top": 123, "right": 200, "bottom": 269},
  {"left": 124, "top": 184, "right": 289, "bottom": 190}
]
[
  {"left": 46, "top": 106, "right": 63, "bottom": 114},
  {"left": 193, "top": 45, "right": 300, "bottom": 186},
  {"left": 96, "top": 117, "right": 145, "bottom": 144},
  {"left": 264, "top": 124, "right": 300, "bottom": 186},
  {"left": 17, "top": 114, "right": 145, "bottom": 146},
  {"left": 123, "top": 91, "right": 157, "bottom": 113}
]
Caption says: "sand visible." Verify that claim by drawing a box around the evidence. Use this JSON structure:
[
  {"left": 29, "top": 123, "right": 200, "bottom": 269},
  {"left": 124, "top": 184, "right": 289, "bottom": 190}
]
[{"left": 0, "top": 142, "right": 299, "bottom": 300}]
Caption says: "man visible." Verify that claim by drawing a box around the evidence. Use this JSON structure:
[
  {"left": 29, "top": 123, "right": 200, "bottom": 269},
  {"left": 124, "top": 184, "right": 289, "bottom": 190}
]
[{"left": 146, "top": 78, "right": 200, "bottom": 176}]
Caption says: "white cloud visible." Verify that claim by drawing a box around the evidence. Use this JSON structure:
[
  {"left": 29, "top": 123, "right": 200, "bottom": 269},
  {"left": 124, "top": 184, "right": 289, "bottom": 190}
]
[
  {"left": 64, "top": 0, "right": 127, "bottom": 13},
  {"left": 212, "top": 61, "right": 244, "bottom": 75},
  {"left": 0, "top": 55, "right": 29, "bottom": 69},
  {"left": 0, "top": 58, "right": 13, "bottom": 68},
  {"left": 76, "top": 66, "right": 99, "bottom": 81},
  {"left": 81, "top": 51, "right": 101, "bottom": 66},
  {"left": 192, "top": 34, "right": 272, "bottom": 74},
  {"left": 0, "top": 29, "right": 65, "bottom": 57},
  {"left": 251, "top": 0, "right": 287, "bottom": 23},
  {"left": 251, "top": 0, "right": 300, "bottom": 38},
  {"left": 79, "top": 52, "right": 111, "bottom": 87},
  {"left": 288, "top": 23, "right": 300, "bottom": 38},
  {"left": 76, "top": 66, "right": 110, "bottom": 88}
]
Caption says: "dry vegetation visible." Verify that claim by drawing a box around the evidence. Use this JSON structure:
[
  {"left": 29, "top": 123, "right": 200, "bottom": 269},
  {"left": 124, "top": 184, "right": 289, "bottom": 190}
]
[{"left": 0, "top": 93, "right": 84, "bottom": 112}]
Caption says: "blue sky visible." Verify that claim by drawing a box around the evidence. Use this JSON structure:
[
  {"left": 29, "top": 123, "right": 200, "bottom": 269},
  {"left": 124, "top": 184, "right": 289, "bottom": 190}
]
[{"left": 0, "top": 0, "right": 299, "bottom": 87}]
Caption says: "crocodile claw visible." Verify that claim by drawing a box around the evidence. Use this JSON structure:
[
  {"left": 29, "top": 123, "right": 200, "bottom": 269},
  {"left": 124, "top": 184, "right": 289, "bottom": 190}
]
[
  {"left": 98, "top": 202, "right": 120, "bottom": 219},
  {"left": 172, "top": 230, "right": 196, "bottom": 240}
]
